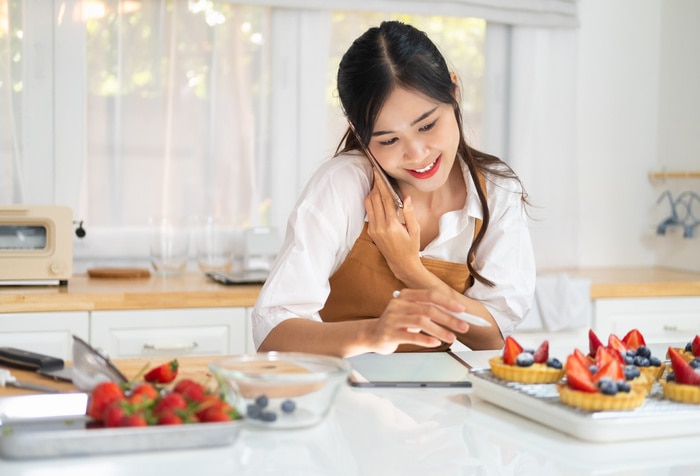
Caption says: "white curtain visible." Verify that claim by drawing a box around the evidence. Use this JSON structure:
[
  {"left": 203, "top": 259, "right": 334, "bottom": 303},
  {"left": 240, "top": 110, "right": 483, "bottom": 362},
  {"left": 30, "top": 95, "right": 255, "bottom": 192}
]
[{"left": 504, "top": 26, "right": 579, "bottom": 268}]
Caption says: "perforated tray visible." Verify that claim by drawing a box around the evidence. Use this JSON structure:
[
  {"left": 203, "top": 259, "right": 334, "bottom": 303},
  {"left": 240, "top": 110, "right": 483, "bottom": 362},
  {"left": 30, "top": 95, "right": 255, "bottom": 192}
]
[{"left": 469, "top": 368, "right": 700, "bottom": 442}]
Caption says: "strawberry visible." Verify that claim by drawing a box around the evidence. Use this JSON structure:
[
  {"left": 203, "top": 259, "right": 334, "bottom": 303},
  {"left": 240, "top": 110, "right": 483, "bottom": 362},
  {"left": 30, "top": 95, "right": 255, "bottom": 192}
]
[
  {"left": 144, "top": 359, "right": 179, "bottom": 384},
  {"left": 596, "top": 345, "right": 623, "bottom": 367},
  {"left": 532, "top": 340, "right": 549, "bottom": 364},
  {"left": 157, "top": 412, "right": 184, "bottom": 425},
  {"left": 573, "top": 348, "right": 592, "bottom": 368},
  {"left": 103, "top": 400, "right": 127, "bottom": 428},
  {"left": 119, "top": 413, "right": 148, "bottom": 427},
  {"left": 173, "top": 378, "right": 206, "bottom": 403},
  {"left": 129, "top": 382, "right": 159, "bottom": 405},
  {"left": 198, "top": 408, "right": 233, "bottom": 423},
  {"left": 622, "top": 328, "right": 646, "bottom": 350},
  {"left": 592, "top": 358, "right": 625, "bottom": 384},
  {"left": 692, "top": 335, "right": 700, "bottom": 357},
  {"left": 153, "top": 392, "right": 188, "bottom": 418},
  {"left": 588, "top": 329, "right": 604, "bottom": 358},
  {"left": 87, "top": 381, "right": 125, "bottom": 421},
  {"left": 502, "top": 336, "right": 523, "bottom": 365},
  {"left": 565, "top": 354, "right": 598, "bottom": 393},
  {"left": 668, "top": 346, "right": 700, "bottom": 386},
  {"left": 607, "top": 334, "right": 629, "bottom": 355}
]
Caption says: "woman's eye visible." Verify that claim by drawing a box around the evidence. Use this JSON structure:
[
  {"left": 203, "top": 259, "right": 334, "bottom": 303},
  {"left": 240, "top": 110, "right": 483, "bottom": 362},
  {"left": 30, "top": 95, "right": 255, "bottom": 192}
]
[
  {"left": 379, "top": 137, "right": 398, "bottom": 146},
  {"left": 419, "top": 119, "right": 438, "bottom": 132}
]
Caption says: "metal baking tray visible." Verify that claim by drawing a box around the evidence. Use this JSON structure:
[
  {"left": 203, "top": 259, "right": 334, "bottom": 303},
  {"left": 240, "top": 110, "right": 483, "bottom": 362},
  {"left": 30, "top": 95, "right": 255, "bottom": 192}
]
[
  {"left": 0, "top": 393, "right": 243, "bottom": 459},
  {"left": 469, "top": 368, "right": 700, "bottom": 443}
]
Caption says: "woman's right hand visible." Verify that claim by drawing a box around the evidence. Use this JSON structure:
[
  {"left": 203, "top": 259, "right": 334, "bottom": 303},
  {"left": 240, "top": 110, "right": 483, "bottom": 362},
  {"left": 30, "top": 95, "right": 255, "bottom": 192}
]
[{"left": 364, "top": 288, "right": 470, "bottom": 354}]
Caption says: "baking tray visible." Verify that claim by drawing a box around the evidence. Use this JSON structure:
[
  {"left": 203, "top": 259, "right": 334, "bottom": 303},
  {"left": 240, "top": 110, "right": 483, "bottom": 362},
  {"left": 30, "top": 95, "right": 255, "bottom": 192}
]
[
  {"left": 0, "top": 393, "right": 243, "bottom": 459},
  {"left": 469, "top": 368, "right": 700, "bottom": 443}
]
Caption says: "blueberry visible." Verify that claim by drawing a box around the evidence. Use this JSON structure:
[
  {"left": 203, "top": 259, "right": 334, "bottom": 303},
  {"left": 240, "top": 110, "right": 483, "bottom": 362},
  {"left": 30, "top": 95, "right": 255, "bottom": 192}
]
[
  {"left": 623, "top": 365, "right": 641, "bottom": 380},
  {"left": 633, "top": 355, "right": 650, "bottom": 367},
  {"left": 598, "top": 378, "right": 618, "bottom": 395},
  {"left": 246, "top": 404, "right": 262, "bottom": 419},
  {"left": 260, "top": 411, "right": 277, "bottom": 422},
  {"left": 515, "top": 352, "right": 534, "bottom": 367},
  {"left": 636, "top": 346, "right": 651, "bottom": 358},
  {"left": 667, "top": 372, "right": 675, "bottom": 382},
  {"left": 685, "top": 342, "right": 693, "bottom": 352},
  {"left": 524, "top": 348, "right": 535, "bottom": 354},
  {"left": 625, "top": 349, "right": 636, "bottom": 358},
  {"left": 649, "top": 356, "right": 662, "bottom": 367},
  {"left": 617, "top": 381, "right": 631, "bottom": 393},
  {"left": 281, "top": 399, "right": 296, "bottom": 413},
  {"left": 690, "top": 358, "right": 700, "bottom": 370},
  {"left": 255, "top": 395, "right": 269, "bottom": 408},
  {"left": 588, "top": 364, "right": 598, "bottom": 374},
  {"left": 624, "top": 355, "right": 635, "bottom": 365},
  {"left": 546, "top": 357, "right": 562, "bottom": 369}
]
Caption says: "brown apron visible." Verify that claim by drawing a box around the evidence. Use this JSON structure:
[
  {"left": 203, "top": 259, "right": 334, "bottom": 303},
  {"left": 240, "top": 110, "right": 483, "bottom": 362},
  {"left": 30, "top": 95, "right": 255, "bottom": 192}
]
[{"left": 319, "top": 198, "right": 483, "bottom": 352}]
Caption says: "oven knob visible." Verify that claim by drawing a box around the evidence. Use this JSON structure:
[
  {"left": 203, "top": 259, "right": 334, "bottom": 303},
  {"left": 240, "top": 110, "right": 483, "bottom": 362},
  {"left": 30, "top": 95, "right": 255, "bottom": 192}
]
[{"left": 50, "top": 260, "right": 67, "bottom": 275}]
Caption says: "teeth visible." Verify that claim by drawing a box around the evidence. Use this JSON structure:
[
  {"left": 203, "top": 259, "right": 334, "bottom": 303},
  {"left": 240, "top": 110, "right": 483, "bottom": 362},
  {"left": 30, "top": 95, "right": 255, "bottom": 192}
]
[{"left": 414, "top": 160, "right": 436, "bottom": 174}]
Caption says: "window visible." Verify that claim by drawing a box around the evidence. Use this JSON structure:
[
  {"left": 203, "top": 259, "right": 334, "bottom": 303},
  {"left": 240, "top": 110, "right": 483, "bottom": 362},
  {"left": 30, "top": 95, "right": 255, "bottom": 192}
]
[{"left": 1, "top": 1, "right": 488, "bottom": 267}]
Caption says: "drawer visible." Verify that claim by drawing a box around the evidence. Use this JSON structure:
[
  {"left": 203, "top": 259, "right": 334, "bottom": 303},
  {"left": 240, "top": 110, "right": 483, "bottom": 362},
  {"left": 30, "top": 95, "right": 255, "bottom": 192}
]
[
  {"left": 592, "top": 297, "right": 700, "bottom": 345},
  {"left": 91, "top": 308, "right": 247, "bottom": 359},
  {"left": 0, "top": 312, "right": 89, "bottom": 361}
]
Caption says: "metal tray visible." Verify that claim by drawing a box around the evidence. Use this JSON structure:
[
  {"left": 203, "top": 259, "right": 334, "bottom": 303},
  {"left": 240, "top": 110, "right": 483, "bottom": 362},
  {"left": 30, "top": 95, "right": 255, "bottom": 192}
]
[
  {"left": 0, "top": 393, "right": 243, "bottom": 459},
  {"left": 469, "top": 368, "right": 700, "bottom": 443}
]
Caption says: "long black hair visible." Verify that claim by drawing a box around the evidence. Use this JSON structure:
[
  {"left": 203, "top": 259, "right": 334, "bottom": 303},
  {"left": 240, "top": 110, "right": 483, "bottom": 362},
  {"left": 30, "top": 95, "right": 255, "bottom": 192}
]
[{"left": 335, "top": 20, "right": 527, "bottom": 287}]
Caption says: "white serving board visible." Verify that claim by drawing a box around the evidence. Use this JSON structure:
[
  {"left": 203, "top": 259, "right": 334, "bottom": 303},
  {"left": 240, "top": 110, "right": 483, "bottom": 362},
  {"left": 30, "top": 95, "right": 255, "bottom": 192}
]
[{"left": 469, "top": 368, "right": 700, "bottom": 443}]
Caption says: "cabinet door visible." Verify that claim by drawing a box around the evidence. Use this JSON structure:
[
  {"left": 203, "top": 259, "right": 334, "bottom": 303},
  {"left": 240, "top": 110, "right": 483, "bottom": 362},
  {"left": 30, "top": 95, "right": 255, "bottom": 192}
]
[
  {"left": 593, "top": 297, "right": 700, "bottom": 345},
  {"left": 91, "top": 308, "right": 247, "bottom": 359},
  {"left": 0, "top": 312, "right": 89, "bottom": 360}
]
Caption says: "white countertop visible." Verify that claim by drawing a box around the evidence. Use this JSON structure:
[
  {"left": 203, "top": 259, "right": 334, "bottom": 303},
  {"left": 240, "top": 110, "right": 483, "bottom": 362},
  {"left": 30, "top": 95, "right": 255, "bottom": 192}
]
[{"left": 1, "top": 349, "right": 699, "bottom": 476}]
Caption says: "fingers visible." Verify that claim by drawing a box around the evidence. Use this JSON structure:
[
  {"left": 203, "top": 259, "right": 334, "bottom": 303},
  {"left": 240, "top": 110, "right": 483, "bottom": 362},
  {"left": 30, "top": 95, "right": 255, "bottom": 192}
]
[{"left": 372, "top": 289, "right": 469, "bottom": 351}]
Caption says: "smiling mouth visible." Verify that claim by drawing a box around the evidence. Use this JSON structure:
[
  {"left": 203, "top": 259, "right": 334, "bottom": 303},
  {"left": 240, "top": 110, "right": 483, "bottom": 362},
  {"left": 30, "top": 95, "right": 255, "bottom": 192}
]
[{"left": 413, "top": 159, "right": 437, "bottom": 174}]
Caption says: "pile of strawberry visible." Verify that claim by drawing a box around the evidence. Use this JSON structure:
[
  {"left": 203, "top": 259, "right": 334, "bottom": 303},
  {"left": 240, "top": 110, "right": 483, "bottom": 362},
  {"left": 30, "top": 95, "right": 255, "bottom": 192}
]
[{"left": 86, "top": 359, "right": 240, "bottom": 427}]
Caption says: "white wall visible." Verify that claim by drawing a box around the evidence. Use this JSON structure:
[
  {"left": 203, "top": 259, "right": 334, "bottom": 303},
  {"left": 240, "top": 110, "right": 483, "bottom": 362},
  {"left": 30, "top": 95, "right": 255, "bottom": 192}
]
[{"left": 576, "top": 0, "right": 700, "bottom": 271}]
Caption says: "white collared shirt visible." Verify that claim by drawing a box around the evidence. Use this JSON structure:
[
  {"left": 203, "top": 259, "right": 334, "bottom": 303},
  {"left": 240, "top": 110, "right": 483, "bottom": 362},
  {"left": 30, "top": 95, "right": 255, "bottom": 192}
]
[{"left": 252, "top": 152, "right": 536, "bottom": 348}]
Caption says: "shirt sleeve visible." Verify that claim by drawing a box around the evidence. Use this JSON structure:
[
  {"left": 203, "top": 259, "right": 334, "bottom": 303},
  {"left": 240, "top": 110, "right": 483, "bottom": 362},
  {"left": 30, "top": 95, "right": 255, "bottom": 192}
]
[
  {"left": 465, "top": 175, "right": 536, "bottom": 337},
  {"left": 252, "top": 155, "right": 371, "bottom": 348}
]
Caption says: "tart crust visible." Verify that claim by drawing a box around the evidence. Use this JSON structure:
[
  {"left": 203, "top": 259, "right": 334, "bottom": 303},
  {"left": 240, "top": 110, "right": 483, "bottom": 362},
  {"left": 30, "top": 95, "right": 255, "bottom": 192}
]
[
  {"left": 488, "top": 356, "right": 565, "bottom": 384},
  {"left": 638, "top": 363, "right": 666, "bottom": 383},
  {"left": 660, "top": 380, "right": 700, "bottom": 404},
  {"left": 557, "top": 384, "right": 646, "bottom": 411}
]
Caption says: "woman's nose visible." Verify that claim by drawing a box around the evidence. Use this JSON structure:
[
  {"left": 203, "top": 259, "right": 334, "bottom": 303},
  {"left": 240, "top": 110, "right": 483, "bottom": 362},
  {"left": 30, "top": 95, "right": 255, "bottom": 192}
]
[{"left": 403, "top": 138, "right": 429, "bottom": 162}]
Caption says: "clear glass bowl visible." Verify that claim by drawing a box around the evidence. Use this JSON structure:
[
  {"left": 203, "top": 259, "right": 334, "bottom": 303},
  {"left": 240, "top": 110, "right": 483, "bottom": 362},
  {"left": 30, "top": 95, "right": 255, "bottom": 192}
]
[{"left": 209, "top": 352, "right": 350, "bottom": 429}]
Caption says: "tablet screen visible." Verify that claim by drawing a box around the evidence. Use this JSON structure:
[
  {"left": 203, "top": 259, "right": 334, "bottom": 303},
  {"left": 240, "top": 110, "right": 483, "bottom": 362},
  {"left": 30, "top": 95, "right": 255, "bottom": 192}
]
[{"left": 346, "top": 352, "right": 472, "bottom": 388}]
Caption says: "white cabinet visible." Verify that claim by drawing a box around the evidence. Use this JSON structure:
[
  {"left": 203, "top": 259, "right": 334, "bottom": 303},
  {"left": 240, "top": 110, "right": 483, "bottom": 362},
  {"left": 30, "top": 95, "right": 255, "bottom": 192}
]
[
  {"left": 592, "top": 297, "right": 700, "bottom": 345},
  {"left": 91, "top": 308, "right": 248, "bottom": 359},
  {"left": 0, "top": 312, "right": 89, "bottom": 360}
]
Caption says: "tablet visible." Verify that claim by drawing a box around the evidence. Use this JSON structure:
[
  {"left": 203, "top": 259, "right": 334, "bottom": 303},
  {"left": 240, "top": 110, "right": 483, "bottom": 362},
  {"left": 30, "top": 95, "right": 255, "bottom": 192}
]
[{"left": 347, "top": 351, "right": 472, "bottom": 388}]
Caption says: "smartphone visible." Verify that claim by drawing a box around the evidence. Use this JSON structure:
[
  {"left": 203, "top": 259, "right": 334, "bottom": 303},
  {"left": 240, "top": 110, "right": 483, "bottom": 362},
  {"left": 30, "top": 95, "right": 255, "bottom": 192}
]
[{"left": 347, "top": 121, "right": 404, "bottom": 210}]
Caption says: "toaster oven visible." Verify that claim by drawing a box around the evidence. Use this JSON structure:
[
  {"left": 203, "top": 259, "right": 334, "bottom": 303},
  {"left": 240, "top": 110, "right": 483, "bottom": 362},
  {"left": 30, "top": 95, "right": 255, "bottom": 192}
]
[{"left": 0, "top": 205, "right": 73, "bottom": 285}]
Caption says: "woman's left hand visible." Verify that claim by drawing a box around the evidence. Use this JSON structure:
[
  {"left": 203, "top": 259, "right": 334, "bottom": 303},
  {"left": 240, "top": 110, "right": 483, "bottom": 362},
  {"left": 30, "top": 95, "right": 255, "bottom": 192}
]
[{"left": 364, "top": 169, "right": 422, "bottom": 278}]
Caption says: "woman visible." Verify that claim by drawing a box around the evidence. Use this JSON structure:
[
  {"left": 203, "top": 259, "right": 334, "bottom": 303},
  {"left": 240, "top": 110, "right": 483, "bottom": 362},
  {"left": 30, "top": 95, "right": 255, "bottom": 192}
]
[{"left": 252, "top": 21, "right": 535, "bottom": 357}]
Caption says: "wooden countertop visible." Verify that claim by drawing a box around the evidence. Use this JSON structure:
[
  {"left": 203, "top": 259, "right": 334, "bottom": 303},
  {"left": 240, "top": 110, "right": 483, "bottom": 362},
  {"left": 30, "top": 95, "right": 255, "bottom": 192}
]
[
  {"left": 544, "top": 267, "right": 700, "bottom": 299},
  {"left": 0, "top": 273, "right": 262, "bottom": 313},
  {"left": 0, "top": 356, "right": 215, "bottom": 397},
  {"left": 1, "top": 267, "right": 699, "bottom": 315}
]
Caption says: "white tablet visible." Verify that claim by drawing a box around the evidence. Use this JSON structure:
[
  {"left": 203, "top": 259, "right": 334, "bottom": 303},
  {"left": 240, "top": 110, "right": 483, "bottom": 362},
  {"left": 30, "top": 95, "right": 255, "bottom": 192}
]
[{"left": 347, "top": 351, "right": 472, "bottom": 388}]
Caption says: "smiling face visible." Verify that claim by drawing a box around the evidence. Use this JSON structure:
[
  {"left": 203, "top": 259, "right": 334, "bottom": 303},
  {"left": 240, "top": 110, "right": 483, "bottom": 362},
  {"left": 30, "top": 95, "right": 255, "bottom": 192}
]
[{"left": 368, "top": 87, "right": 461, "bottom": 196}]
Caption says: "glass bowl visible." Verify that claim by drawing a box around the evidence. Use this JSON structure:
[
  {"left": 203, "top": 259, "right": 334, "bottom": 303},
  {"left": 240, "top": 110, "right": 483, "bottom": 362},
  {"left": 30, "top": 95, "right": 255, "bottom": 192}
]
[{"left": 209, "top": 352, "right": 351, "bottom": 429}]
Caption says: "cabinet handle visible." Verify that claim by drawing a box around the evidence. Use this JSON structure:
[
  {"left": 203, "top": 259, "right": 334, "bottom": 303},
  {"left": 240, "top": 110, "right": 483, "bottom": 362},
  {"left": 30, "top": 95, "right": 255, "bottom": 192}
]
[
  {"left": 142, "top": 342, "right": 199, "bottom": 352},
  {"left": 663, "top": 325, "right": 700, "bottom": 333}
]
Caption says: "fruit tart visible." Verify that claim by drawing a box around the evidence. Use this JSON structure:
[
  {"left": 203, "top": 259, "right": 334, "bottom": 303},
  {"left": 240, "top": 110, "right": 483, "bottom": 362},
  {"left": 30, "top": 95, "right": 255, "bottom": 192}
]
[
  {"left": 669, "top": 335, "right": 700, "bottom": 363},
  {"left": 488, "top": 336, "right": 565, "bottom": 384},
  {"left": 608, "top": 329, "right": 666, "bottom": 383},
  {"left": 660, "top": 347, "right": 700, "bottom": 404},
  {"left": 557, "top": 349, "right": 646, "bottom": 411}
]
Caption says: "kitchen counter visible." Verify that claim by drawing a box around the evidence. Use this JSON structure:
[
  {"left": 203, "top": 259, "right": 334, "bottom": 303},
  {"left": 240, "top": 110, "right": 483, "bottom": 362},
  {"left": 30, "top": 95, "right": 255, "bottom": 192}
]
[
  {"left": 1, "top": 351, "right": 699, "bottom": 475},
  {"left": 0, "top": 273, "right": 261, "bottom": 313}
]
